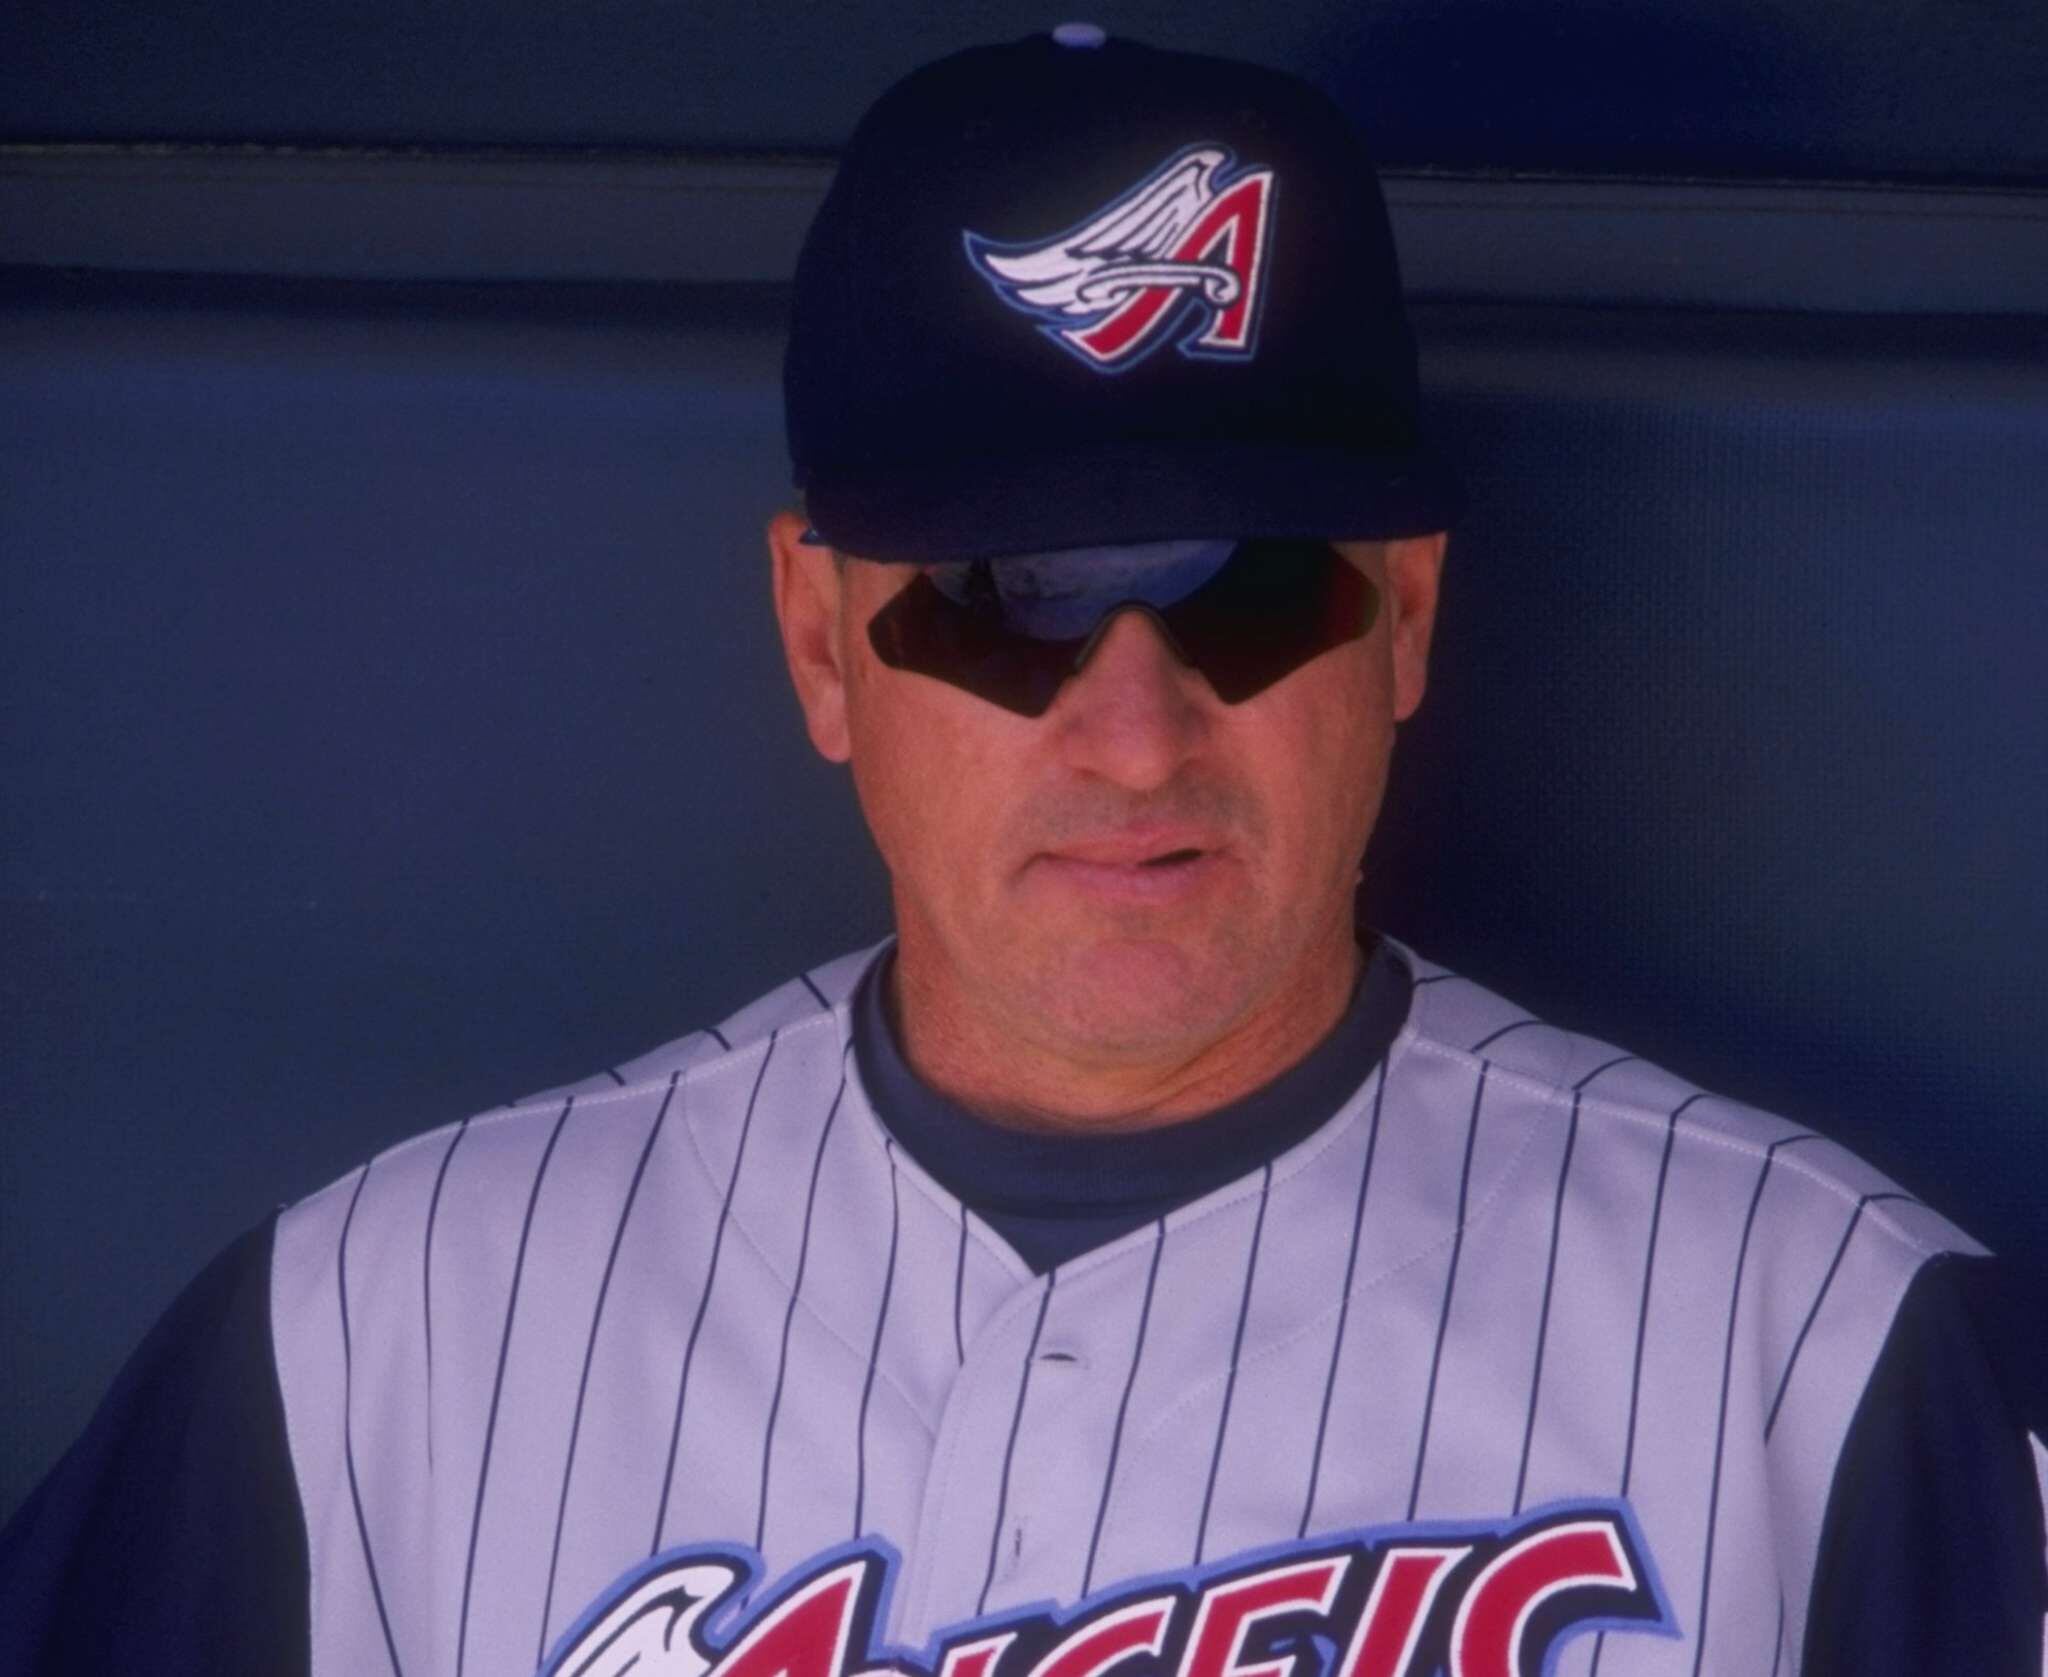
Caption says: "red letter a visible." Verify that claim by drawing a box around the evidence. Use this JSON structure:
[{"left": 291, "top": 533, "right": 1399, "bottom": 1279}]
[{"left": 716, "top": 1560, "right": 871, "bottom": 1677}]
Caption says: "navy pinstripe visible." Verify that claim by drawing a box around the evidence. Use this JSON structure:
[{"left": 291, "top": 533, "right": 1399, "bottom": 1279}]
[
  {"left": 537, "top": 1070, "right": 681, "bottom": 1664},
  {"left": 1512, "top": 1093, "right": 1581, "bottom": 1514},
  {"left": 1763, "top": 1190, "right": 1914, "bottom": 1441},
  {"left": 1407, "top": 1064, "right": 1487, "bottom": 1520},
  {"left": 1690, "top": 1133, "right": 1818, "bottom": 1677},
  {"left": 1298, "top": 1062, "right": 1390, "bottom": 1539},
  {"left": 1580, "top": 1053, "right": 1640, "bottom": 1087},
  {"left": 651, "top": 1030, "right": 780, "bottom": 1552},
  {"left": 455, "top": 1095, "right": 576, "bottom": 1677},
  {"left": 339, "top": 1162, "right": 406, "bottom": 1677},
  {"left": 980, "top": 1275, "right": 1056, "bottom": 1617},
  {"left": 954, "top": 1206, "right": 969, "bottom": 1364},
  {"left": 754, "top": 1055, "right": 851, "bottom": 1555},
  {"left": 1084, "top": 1219, "right": 1166, "bottom": 1596},
  {"left": 421, "top": 1113, "right": 471, "bottom": 1467},
  {"left": 1471, "top": 1018, "right": 1542, "bottom": 1051},
  {"left": 1591, "top": 1091, "right": 1705, "bottom": 1677},
  {"left": 1507, "top": 1048, "right": 1630, "bottom": 1523},
  {"left": 1620, "top": 1095, "right": 1706, "bottom": 1494},
  {"left": 1505, "top": 1054, "right": 1632, "bottom": 1516},
  {"left": 853, "top": 1139, "right": 902, "bottom": 1539},
  {"left": 1195, "top": 1163, "right": 1273, "bottom": 1564}
]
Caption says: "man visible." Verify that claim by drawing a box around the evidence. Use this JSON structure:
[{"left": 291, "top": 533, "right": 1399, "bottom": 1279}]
[{"left": 3, "top": 27, "right": 2042, "bottom": 1677}]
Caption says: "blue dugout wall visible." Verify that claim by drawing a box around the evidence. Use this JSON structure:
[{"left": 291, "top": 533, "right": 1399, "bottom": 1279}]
[{"left": 5, "top": 130, "right": 2047, "bottom": 1516}]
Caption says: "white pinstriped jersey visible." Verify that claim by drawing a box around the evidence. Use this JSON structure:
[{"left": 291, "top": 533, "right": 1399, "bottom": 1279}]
[{"left": 268, "top": 934, "right": 1989, "bottom": 1676}]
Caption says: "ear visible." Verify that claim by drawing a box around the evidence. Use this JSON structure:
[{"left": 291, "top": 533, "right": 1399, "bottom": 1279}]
[
  {"left": 767, "top": 508, "right": 853, "bottom": 763},
  {"left": 1383, "top": 531, "right": 1448, "bottom": 723}
]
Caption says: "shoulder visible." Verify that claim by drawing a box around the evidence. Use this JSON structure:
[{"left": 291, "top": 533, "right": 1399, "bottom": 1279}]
[
  {"left": 0, "top": 1217, "right": 311, "bottom": 1671},
  {"left": 1384, "top": 933, "right": 1985, "bottom": 1276},
  {"left": 271, "top": 941, "right": 886, "bottom": 1306},
  {"left": 517, "top": 941, "right": 884, "bottom": 1102}
]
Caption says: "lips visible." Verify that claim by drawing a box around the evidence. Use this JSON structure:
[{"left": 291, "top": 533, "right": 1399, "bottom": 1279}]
[
  {"left": 1042, "top": 829, "right": 1219, "bottom": 867},
  {"left": 1028, "top": 831, "right": 1227, "bottom": 903}
]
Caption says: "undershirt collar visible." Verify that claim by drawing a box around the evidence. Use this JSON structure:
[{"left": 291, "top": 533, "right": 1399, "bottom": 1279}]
[{"left": 851, "top": 934, "right": 1412, "bottom": 1274}]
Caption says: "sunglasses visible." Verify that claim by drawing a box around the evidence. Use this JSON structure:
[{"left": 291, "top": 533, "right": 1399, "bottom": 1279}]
[{"left": 862, "top": 537, "right": 1380, "bottom": 718}]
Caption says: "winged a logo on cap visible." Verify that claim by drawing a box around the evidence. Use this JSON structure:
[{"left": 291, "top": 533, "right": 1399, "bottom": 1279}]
[{"left": 963, "top": 144, "right": 1277, "bottom": 373}]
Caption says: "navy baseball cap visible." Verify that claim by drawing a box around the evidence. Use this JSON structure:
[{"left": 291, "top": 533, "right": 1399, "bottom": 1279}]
[{"left": 784, "top": 26, "right": 1460, "bottom": 563}]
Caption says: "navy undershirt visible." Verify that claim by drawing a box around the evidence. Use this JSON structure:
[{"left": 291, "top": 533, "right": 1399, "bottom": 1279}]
[{"left": 852, "top": 934, "right": 1412, "bottom": 1274}]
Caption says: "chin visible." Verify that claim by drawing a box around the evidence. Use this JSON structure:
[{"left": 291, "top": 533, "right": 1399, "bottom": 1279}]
[{"left": 1036, "top": 935, "right": 1255, "bottom": 1058}]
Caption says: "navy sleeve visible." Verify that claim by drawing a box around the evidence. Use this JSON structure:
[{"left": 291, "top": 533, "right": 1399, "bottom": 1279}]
[
  {"left": 1801, "top": 1254, "right": 2046, "bottom": 1676},
  {"left": 0, "top": 1214, "right": 309, "bottom": 1676}
]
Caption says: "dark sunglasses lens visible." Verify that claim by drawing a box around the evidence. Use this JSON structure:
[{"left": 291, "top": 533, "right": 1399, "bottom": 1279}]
[
  {"left": 867, "top": 574, "right": 1078, "bottom": 716},
  {"left": 864, "top": 540, "right": 1377, "bottom": 715},
  {"left": 1165, "top": 539, "right": 1379, "bottom": 703}
]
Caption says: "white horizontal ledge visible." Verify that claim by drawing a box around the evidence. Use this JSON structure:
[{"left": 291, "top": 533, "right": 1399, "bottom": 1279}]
[{"left": 4, "top": 145, "right": 2045, "bottom": 313}]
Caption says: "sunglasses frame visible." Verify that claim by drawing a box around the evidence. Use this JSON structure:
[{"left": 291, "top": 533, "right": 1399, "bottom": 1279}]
[{"left": 863, "top": 538, "right": 1380, "bottom": 717}]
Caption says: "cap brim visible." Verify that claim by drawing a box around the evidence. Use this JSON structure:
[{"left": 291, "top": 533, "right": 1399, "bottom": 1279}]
[{"left": 801, "top": 439, "right": 1462, "bottom": 562}]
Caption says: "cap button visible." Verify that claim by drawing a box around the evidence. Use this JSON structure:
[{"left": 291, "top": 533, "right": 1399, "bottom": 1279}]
[{"left": 1051, "top": 21, "right": 1108, "bottom": 48}]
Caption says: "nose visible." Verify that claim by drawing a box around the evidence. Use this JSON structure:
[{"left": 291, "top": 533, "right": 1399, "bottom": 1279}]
[{"left": 1049, "top": 605, "right": 1211, "bottom": 789}]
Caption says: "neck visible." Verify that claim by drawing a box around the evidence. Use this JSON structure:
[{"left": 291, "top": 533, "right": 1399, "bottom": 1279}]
[{"left": 886, "top": 925, "right": 1363, "bottom": 1136}]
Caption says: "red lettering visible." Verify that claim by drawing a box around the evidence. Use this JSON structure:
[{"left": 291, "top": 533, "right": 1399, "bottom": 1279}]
[
  {"left": 1027, "top": 1599, "right": 1175, "bottom": 1677},
  {"left": 1450, "top": 1521, "right": 1636, "bottom": 1677},
  {"left": 1329, "top": 1546, "right": 1469, "bottom": 1677},
  {"left": 1176, "top": 1557, "right": 1350, "bottom": 1677},
  {"left": 556, "top": 1511, "right": 1663, "bottom": 1677},
  {"left": 714, "top": 1560, "right": 869, "bottom": 1677},
  {"left": 939, "top": 1634, "right": 1016, "bottom": 1677}
]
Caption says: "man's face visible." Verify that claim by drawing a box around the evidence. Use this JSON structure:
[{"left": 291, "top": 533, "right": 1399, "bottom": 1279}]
[{"left": 770, "top": 512, "right": 1446, "bottom": 1071}]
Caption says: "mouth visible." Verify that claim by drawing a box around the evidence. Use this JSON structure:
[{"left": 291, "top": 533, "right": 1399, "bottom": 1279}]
[
  {"left": 1042, "top": 827, "right": 1219, "bottom": 866},
  {"left": 1028, "top": 840, "right": 1226, "bottom": 902}
]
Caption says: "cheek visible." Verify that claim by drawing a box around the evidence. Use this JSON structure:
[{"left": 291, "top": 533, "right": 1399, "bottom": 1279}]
[
  {"left": 837, "top": 592, "right": 937, "bottom": 869},
  {"left": 842, "top": 663, "right": 1019, "bottom": 898},
  {"left": 1242, "top": 649, "right": 1395, "bottom": 867}
]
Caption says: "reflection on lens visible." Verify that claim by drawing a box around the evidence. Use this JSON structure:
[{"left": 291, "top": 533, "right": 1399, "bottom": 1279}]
[{"left": 925, "top": 540, "right": 1236, "bottom": 640}]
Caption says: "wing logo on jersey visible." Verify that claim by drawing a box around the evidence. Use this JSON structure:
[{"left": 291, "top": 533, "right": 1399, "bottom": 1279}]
[
  {"left": 540, "top": 1555, "right": 747, "bottom": 1677},
  {"left": 963, "top": 145, "right": 1278, "bottom": 372},
  {"left": 541, "top": 1504, "right": 1674, "bottom": 1677}
]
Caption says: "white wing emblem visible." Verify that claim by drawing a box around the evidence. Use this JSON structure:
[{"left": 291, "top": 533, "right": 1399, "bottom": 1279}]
[
  {"left": 964, "top": 145, "right": 1277, "bottom": 370},
  {"left": 974, "top": 148, "right": 1241, "bottom": 316},
  {"left": 544, "top": 1556, "right": 747, "bottom": 1677}
]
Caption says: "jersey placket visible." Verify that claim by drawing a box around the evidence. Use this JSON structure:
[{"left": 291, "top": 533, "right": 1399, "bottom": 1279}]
[{"left": 890, "top": 1228, "right": 1150, "bottom": 1643}]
